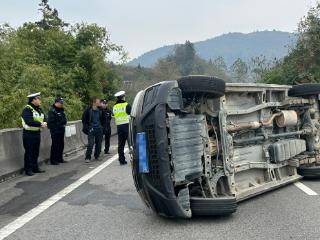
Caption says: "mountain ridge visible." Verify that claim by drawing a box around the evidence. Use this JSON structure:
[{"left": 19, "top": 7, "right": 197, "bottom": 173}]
[{"left": 128, "top": 31, "right": 298, "bottom": 67}]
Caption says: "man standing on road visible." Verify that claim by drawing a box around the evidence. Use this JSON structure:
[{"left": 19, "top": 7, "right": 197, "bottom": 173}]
[
  {"left": 47, "top": 97, "right": 67, "bottom": 165},
  {"left": 21, "top": 92, "right": 47, "bottom": 176},
  {"left": 100, "top": 99, "right": 112, "bottom": 154},
  {"left": 113, "top": 91, "right": 131, "bottom": 165},
  {"left": 82, "top": 97, "right": 105, "bottom": 163}
]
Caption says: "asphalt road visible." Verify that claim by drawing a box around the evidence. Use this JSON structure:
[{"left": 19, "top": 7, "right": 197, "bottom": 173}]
[{"left": 0, "top": 136, "right": 320, "bottom": 240}]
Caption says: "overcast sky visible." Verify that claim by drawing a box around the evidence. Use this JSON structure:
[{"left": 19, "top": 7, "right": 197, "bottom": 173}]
[{"left": 0, "top": 0, "right": 318, "bottom": 60}]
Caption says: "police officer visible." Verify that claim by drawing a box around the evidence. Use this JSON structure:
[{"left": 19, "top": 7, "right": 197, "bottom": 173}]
[
  {"left": 100, "top": 99, "right": 112, "bottom": 154},
  {"left": 21, "top": 92, "right": 47, "bottom": 176},
  {"left": 48, "top": 97, "right": 67, "bottom": 165},
  {"left": 113, "top": 91, "right": 131, "bottom": 165}
]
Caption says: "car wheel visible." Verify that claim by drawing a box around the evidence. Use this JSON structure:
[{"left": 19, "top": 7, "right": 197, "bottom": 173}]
[
  {"left": 297, "top": 165, "right": 320, "bottom": 179},
  {"left": 178, "top": 75, "right": 225, "bottom": 98},
  {"left": 288, "top": 83, "right": 320, "bottom": 98},
  {"left": 190, "top": 197, "right": 237, "bottom": 216}
]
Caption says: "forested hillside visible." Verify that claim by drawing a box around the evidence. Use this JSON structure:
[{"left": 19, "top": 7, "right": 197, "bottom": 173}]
[
  {"left": 0, "top": 0, "right": 125, "bottom": 128},
  {"left": 262, "top": 4, "right": 320, "bottom": 85},
  {"left": 1, "top": 0, "right": 318, "bottom": 129},
  {"left": 129, "top": 31, "right": 297, "bottom": 67}
]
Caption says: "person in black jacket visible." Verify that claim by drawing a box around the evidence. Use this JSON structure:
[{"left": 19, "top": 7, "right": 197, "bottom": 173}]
[
  {"left": 21, "top": 92, "right": 47, "bottom": 176},
  {"left": 100, "top": 99, "right": 112, "bottom": 154},
  {"left": 47, "top": 97, "right": 67, "bottom": 165},
  {"left": 82, "top": 97, "right": 106, "bottom": 163}
]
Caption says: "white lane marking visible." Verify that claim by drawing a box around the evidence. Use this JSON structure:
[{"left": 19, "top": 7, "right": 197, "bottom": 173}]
[
  {"left": 0, "top": 149, "right": 128, "bottom": 240},
  {"left": 294, "top": 182, "right": 318, "bottom": 196}
]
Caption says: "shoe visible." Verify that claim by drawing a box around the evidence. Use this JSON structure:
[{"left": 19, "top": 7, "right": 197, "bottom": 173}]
[
  {"left": 33, "top": 168, "right": 46, "bottom": 173},
  {"left": 95, "top": 157, "right": 102, "bottom": 161},
  {"left": 85, "top": 159, "right": 91, "bottom": 163},
  {"left": 25, "top": 171, "right": 34, "bottom": 176},
  {"left": 104, "top": 150, "right": 110, "bottom": 154},
  {"left": 59, "top": 160, "right": 68, "bottom": 163},
  {"left": 51, "top": 161, "right": 59, "bottom": 165},
  {"left": 120, "top": 160, "right": 128, "bottom": 165}
]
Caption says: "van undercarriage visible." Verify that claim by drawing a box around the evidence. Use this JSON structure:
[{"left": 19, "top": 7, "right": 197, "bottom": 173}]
[{"left": 129, "top": 76, "right": 320, "bottom": 218}]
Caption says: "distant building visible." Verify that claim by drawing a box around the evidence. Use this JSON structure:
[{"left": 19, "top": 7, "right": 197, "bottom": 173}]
[{"left": 123, "top": 80, "right": 133, "bottom": 89}]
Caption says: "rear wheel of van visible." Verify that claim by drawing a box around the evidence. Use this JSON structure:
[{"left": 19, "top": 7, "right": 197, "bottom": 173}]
[
  {"left": 297, "top": 164, "right": 320, "bottom": 179},
  {"left": 288, "top": 83, "right": 320, "bottom": 98}
]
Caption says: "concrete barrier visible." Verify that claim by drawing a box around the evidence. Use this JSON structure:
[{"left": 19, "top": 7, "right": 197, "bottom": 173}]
[{"left": 0, "top": 119, "right": 117, "bottom": 181}]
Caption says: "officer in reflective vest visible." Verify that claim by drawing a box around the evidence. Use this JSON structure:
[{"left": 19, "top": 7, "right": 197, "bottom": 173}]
[
  {"left": 21, "top": 92, "right": 47, "bottom": 176},
  {"left": 113, "top": 91, "right": 131, "bottom": 165}
]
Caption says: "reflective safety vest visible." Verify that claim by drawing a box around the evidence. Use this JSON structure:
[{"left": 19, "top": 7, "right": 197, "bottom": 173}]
[
  {"left": 113, "top": 102, "right": 130, "bottom": 125},
  {"left": 21, "top": 105, "right": 44, "bottom": 131}
]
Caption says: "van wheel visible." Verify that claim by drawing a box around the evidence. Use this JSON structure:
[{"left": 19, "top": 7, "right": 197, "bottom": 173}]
[
  {"left": 190, "top": 197, "right": 237, "bottom": 216},
  {"left": 178, "top": 75, "right": 225, "bottom": 98},
  {"left": 288, "top": 83, "right": 320, "bottom": 98},
  {"left": 297, "top": 165, "right": 320, "bottom": 179}
]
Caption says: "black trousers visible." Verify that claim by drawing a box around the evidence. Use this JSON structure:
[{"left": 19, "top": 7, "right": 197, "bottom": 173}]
[
  {"left": 104, "top": 127, "right": 111, "bottom": 153},
  {"left": 117, "top": 124, "right": 129, "bottom": 163},
  {"left": 23, "top": 130, "right": 41, "bottom": 172},
  {"left": 85, "top": 128, "right": 103, "bottom": 160},
  {"left": 50, "top": 132, "right": 65, "bottom": 163}
]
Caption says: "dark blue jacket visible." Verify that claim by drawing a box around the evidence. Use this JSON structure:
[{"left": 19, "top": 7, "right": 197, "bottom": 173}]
[{"left": 47, "top": 105, "right": 67, "bottom": 134}]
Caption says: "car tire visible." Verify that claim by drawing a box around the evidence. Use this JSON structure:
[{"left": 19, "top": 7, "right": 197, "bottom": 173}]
[
  {"left": 288, "top": 83, "right": 320, "bottom": 97},
  {"left": 297, "top": 165, "right": 320, "bottom": 179},
  {"left": 178, "top": 75, "right": 225, "bottom": 98},
  {"left": 190, "top": 197, "right": 237, "bottom": 216}
]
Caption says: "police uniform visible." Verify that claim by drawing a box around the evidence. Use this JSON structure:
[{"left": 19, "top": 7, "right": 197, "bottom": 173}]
[
  {"left": 47, "top": 97, "right": 67, "bottom": 165},
  {"left": 21, "top": 92, "right": 46, "bottom": 176},
  {"left": 101, "top": 101, "right": 112, "bottom": 154},
  {"left": 113, "top": 91, "right": 131, "bottom": 165}
]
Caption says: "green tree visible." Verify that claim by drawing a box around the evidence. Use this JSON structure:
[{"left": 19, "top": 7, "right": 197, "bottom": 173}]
[
  {"left": 213, "top": 56, "right": 227, "bottom": 72},
  {"left": 0, "top": 0, "right": 124, "bottom": 129},
  {"left": 230, "top": 58, "right": 249, "bottom": 82},
  {"left": 36, "top": 0, "right": 68, "bottom": 30},
  {"left": 71, "top": 23, "right": 125, "bottom": 104},
  {"left": 172, "top": 40, "right": 196, "bottom": 76},
  {"left": 153, "top": 58, "right": 179, "bottom": 80},
  {"left": 262, "top": 3, "right": 320, "bottom": 84},
  {"left": 250, "top": 56, "right": 275, "bottom": 82}
]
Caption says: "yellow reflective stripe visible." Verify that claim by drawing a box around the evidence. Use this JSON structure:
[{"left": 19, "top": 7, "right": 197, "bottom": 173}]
[
  {"left": 21, "top": 118, "right": 40, "bottom": 131},
  {"left": 113, "top": 103, "right": 129, "bottom": 125},
  {"left": 115, "top": 116, "right": 130, "bottom": 125},
  {"left": 22, "top": 105, "right": 44, "bottom": 131},
  {"left": 113, "top": 103, "right": 128, "bottom": 113}
]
